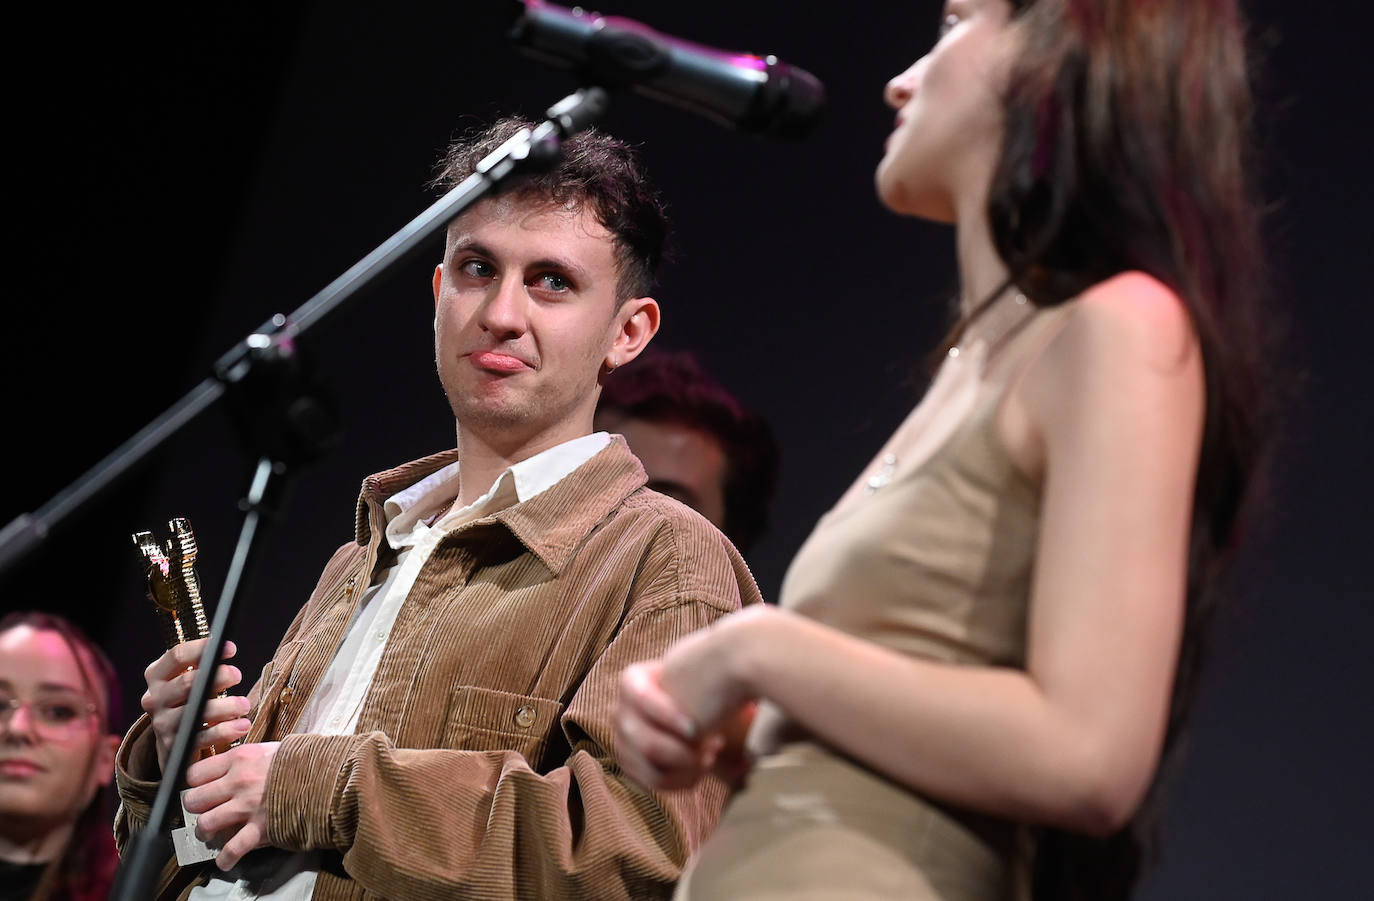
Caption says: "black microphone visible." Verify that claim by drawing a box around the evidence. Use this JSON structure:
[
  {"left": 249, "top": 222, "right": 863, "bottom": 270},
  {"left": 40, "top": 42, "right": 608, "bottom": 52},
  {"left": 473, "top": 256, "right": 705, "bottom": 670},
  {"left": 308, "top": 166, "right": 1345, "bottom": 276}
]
[{"left": 510, "top": 0, "right": 825, "bottom": 138}]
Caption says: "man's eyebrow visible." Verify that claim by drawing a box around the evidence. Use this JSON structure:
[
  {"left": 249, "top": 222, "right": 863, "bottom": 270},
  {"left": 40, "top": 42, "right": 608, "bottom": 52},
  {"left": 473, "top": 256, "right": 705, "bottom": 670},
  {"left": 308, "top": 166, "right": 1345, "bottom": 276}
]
[{"left": 447, "top": 237, "right": 492, "bottom": 258}]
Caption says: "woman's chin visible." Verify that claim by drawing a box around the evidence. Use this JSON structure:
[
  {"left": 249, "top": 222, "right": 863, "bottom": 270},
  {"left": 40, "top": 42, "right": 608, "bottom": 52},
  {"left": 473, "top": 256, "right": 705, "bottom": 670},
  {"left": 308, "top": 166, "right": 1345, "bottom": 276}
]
[
  {"left": 873, "top": 165, "right": 911, "bottom": 214},
  {"left": 874, "top": 173, "right": 955, "bottom": 224}
]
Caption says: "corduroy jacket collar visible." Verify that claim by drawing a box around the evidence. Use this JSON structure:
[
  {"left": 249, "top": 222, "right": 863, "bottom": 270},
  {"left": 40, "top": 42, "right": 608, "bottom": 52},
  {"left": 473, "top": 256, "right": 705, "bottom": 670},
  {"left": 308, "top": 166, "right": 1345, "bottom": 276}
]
[{"left": 351, "top": 435, "right": 648, "bottom": 575}]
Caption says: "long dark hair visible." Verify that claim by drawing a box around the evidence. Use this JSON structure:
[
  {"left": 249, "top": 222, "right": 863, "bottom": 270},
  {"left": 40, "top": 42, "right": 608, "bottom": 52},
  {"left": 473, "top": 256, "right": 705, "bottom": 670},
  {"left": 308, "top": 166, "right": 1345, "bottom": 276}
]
[
  {"left": 0, "top": 611, "right": 122, "bottom": 901},
  {"left": 953, "top": 0, "right": 1272, "bottom": 896}
]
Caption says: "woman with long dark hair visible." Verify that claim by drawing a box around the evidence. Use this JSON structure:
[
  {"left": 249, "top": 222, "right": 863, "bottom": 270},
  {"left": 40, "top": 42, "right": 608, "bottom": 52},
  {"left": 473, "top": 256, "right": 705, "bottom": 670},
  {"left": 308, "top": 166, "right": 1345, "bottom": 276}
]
[
  {"left": 614, "top": 0, "right": 1269, "bottom": 897},
  {"left": 1, "top": 612, "right": 123, "bottom": 901}
]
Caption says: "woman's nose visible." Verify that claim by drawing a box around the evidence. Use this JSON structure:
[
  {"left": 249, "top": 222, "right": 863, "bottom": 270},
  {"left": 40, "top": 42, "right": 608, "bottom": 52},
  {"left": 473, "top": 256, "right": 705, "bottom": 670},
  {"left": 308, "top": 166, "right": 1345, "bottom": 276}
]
[{"left": 885, "top": 60, "right": 921, "bottom": 109}]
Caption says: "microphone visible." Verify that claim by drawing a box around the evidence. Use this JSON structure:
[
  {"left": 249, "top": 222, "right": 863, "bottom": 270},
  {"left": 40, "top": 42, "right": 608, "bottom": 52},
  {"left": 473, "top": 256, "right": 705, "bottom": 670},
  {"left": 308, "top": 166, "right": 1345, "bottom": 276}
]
[{"left": 509, "top": 0, "right": 825, "bottom": 138}]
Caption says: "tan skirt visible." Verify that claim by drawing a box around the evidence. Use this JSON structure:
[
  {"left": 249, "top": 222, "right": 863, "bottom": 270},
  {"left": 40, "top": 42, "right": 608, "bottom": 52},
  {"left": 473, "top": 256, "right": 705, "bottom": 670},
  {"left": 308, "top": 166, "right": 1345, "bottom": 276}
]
[{"left": 675, "top": 742, "right": 1029, "bottom": 901}]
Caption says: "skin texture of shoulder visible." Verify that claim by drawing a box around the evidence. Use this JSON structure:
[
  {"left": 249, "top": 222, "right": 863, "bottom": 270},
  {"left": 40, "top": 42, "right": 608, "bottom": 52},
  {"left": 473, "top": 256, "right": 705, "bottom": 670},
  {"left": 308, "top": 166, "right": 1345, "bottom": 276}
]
[{"left": 1001, "top": 271, "right": 1203, "bottom": 487}]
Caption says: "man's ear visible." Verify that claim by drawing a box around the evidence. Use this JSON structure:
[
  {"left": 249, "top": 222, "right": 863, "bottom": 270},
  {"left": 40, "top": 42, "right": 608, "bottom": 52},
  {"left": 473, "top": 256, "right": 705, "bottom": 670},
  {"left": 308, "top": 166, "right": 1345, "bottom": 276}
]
[
  {"left": 606, "top": 297, "right": 661, "bottom": 370},
  {"left": 432, "top": 264, "right": 444, "bottom": 307}
]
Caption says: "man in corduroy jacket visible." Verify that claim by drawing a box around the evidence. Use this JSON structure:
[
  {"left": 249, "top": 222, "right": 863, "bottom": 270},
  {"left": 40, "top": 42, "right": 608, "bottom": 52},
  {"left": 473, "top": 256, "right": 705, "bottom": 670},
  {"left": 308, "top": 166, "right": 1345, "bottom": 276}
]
[{"left": 113, "top": 117, "right": 760, "bottom": 901}]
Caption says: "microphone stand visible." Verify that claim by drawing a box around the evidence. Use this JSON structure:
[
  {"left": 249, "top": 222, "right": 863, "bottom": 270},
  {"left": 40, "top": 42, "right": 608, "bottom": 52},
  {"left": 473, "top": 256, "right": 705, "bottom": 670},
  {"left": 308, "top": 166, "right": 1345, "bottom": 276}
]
[{"left": 5, "top": 86, "right": 610, "bottom": 901}]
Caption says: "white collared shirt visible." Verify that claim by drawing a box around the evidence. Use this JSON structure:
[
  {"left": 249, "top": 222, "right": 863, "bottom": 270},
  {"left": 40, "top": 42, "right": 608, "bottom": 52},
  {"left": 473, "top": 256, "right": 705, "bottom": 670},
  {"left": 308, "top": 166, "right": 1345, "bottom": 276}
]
[{"left": 190, "top": 432, "right": 610, "bottom": 900}]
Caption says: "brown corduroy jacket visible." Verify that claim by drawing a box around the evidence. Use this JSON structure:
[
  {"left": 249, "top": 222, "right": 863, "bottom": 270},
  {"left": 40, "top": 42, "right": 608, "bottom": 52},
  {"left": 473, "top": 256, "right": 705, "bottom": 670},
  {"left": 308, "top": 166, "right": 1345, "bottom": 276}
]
[{"left": 114, "top": 437, "right": 761, "bottom": 900}]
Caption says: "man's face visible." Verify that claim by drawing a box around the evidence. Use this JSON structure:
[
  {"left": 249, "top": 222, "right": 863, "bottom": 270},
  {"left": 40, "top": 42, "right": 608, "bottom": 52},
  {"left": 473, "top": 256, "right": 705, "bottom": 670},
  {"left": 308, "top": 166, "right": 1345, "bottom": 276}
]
[
  {"left": 433, "top": 196, "right": 656, "bottom": 453},
  {"left": 594, "top": 412, "right": 728, "bottom": 531}
]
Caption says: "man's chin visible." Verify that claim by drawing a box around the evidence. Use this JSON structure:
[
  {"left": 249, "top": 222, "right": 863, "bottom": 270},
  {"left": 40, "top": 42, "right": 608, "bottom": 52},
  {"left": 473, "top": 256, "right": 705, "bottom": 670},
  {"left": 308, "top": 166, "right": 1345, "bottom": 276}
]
[{"left": 449, "top": 397, "right": 535, "bottom": 431}]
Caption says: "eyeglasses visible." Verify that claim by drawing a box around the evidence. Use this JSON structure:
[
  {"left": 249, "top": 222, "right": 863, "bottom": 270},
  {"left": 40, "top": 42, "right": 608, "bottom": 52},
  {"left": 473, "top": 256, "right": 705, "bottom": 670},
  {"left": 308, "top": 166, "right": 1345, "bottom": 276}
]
[{"left": 0, "top": 694, "right": 100, "bottom": 739}]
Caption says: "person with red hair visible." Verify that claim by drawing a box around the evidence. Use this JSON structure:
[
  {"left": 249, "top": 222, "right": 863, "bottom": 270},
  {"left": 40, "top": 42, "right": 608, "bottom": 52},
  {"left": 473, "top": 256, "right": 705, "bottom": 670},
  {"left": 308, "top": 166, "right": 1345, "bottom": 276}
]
[{"left": 1, "top": 612, "right": 122, "bottom": 901}]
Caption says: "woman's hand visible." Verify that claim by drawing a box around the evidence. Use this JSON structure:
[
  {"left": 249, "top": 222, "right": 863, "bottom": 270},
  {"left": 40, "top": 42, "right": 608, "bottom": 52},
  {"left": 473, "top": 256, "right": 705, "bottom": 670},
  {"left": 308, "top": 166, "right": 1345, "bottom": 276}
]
[
  {"left": 655, "top": 606, "right": 765, "bottom": 730},
  {"left": 614, "top": 606, "right": 771, "bottom": 790},
  {"left": 615, "top": 660, "right": 717, "bottom": 790}
]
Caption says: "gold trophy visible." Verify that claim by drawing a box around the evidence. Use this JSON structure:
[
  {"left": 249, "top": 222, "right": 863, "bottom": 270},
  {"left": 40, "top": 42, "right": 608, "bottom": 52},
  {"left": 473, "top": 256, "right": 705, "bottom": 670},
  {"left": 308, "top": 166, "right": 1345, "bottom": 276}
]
[{"left": 131, "top": 517, "right": 222, "bottom": 866}]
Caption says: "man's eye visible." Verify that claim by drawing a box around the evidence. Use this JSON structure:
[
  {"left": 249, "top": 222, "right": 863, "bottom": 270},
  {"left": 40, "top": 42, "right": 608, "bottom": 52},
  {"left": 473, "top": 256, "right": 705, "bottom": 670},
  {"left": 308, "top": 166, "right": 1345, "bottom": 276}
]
[
  {"left": 459, "top": 259, "right": 494, "bottom": 278},
  {"left": 534, "top": 273, "right": 571, "bottom": 292}
]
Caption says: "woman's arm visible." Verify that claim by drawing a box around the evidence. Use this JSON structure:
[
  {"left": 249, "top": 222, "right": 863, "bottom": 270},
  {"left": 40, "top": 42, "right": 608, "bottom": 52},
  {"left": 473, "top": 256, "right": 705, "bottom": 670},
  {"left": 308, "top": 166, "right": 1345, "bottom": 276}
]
[{"left": 620, "top": 273, "right": 1204, "bottom": 836}]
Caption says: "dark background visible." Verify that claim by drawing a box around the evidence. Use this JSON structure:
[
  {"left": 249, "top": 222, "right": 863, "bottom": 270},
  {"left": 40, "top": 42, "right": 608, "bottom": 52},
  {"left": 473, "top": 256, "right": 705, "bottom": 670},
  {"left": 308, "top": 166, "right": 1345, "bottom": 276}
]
[{"left": 3, "top": 1, "right": 1370, "bottom": 897}]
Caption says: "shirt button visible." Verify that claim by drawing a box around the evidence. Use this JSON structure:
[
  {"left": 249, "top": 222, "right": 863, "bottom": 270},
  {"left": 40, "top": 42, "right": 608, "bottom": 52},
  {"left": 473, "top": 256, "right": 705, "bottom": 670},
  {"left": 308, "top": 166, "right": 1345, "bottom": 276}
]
[
  {"left": 375, "top": 630, "right": 386, "bottom": 642},
  {"left": 514, "top": 705, "right": 537, "bottom": 728}
]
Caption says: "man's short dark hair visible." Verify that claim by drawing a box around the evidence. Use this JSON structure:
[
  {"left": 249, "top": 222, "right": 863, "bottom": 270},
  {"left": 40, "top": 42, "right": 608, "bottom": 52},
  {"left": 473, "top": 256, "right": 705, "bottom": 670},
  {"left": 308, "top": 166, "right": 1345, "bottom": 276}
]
[
  {"left": 433, "top": 116, "right": 668, "bottom": 301},
  {"left": 598, "top": 350, "right": 779, "bottom": 554}
]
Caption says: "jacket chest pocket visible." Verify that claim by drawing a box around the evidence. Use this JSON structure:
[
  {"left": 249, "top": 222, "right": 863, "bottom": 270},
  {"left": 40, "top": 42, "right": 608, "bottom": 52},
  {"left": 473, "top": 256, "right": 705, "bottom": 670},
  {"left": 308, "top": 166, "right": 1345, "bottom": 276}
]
[
  {"left": 440, "top": 685, "right": 565, "bottom": 766},
  {"left": 245, "top": 639, "right": 306, "bottom": 742}
]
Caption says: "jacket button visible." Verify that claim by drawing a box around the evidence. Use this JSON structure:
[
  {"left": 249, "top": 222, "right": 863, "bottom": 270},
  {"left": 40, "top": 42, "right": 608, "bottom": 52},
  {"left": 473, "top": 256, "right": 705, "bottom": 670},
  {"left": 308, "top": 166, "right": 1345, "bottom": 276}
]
[
  {"left": 514, "top": 705, "right": 536, "bottom": 728},
  {"left": 279, "top": 686, "right": 294, "bottom": 704}
]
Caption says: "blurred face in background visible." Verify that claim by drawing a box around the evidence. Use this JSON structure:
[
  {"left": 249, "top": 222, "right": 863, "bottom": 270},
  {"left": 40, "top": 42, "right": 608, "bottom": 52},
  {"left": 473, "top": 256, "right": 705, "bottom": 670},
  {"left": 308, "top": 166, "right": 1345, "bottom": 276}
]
[
  {"left": 0, "top": 625, "right": 118, "bottom": 853},
  {"left": 594, "top": 410, "right": 729, "bottom": 530}
]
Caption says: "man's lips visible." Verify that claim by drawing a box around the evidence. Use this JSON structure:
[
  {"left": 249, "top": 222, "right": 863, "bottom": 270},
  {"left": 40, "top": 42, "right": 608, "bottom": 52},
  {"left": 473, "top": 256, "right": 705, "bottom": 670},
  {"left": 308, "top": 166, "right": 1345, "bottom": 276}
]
[{"left": 469, "top": 351, "right": 532, "bottom": 373}]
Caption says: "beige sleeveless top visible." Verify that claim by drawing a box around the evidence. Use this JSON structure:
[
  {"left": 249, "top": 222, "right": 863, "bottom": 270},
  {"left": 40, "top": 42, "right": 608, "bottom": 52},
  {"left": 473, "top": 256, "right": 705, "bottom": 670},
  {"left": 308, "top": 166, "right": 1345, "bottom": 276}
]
[
  {"left": 769, "top": 305, "right": 1068, "bottom": 709},
  {"left": 677, "top": 307, "right": 1075, "bottom": 901}
]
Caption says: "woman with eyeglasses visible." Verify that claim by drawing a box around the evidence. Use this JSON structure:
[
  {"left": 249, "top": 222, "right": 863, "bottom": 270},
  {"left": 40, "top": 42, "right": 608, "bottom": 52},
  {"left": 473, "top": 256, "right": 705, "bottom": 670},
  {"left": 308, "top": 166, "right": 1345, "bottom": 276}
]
[{"left": 1, "top": 612, "right": 123, "bottom": 901}]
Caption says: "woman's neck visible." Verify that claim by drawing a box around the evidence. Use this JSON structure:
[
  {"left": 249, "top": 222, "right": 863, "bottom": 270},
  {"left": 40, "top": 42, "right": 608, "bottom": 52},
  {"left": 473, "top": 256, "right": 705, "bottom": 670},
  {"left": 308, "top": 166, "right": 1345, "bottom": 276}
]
[
  {"left": 0, "top": 818, "right": 74, "bottom": 865},
  {"left": 953, "top": 187, "right": 1011, "bottom": 316}
]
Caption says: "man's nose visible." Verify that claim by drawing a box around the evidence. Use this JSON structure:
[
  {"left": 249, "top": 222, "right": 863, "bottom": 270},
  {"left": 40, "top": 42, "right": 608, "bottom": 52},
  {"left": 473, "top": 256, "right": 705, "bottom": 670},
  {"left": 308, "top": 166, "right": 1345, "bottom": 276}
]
[{"left": 479, "top": 276, "right": 529, "bottom": 339}]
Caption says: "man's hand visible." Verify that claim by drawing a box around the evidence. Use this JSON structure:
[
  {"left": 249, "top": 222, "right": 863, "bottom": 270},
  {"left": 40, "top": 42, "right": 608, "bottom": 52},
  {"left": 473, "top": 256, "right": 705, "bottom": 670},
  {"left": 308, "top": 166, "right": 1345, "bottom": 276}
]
[
  {"left": 183, "top": 741, "right": 281, "bottom": 871},
  {"left": 141, "top": 638, "right": 252, "bottom": 771}
]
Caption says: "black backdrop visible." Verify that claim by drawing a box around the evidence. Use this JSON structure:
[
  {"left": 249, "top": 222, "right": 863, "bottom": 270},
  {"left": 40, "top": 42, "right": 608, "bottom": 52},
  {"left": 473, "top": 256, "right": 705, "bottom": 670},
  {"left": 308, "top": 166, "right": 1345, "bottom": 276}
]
[{"left": 4, "top": 2, "right": 1370, "bottom": 897}]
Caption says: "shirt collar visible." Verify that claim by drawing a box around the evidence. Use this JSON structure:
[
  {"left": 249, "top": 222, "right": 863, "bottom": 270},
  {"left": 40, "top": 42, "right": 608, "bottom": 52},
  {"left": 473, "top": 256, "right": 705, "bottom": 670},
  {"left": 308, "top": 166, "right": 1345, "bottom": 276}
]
[
  {"left": 354, "top": 434, "right": 645, "bottom": 574},
  {"left": 491, "top": 436, "right": 646, "bottom": 573},
  {"left": 380, "top": 432, "right": 610, "bottom": 549}
]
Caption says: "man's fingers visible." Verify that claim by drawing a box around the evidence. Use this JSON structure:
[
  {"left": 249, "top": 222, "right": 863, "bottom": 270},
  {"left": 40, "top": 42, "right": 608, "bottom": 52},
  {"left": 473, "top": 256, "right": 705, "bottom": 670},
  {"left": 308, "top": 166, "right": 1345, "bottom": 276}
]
[
  {"left": 184, "top": 777, "right": 236, "bottom": 815},
  {"left": 144, "top": 664, "right": 244, "bottom": 716},
  {"left": 143, "top": 639, "right": 204, "bottom": 684},
  {"left": 195, "top": 718, "right": 252, "bottom": 752},
  {"left": 186, "top": 749, "right": 234, "bottom": 788},
  {"left": 186, "top": 664, "right": 246, "bottom": 700},
  {"left": 215, "top": 822, "right": 262, "bottom": 872},
  {"left": 145, "top": 638, "right": 235, "bottom": 682},
  {"left": 202, "top": 695, "right": 252, "bottom": 724}
]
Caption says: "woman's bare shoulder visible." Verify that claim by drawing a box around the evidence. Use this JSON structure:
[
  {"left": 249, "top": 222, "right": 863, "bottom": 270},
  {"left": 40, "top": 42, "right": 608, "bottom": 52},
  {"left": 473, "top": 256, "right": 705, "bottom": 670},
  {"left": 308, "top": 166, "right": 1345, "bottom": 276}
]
[
  {"left": 1069, "top": 271, "right": 1196, "bottom": 364},
  {"left": 1028, "top": 272, "right": 1197, "bottom": 387}
]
